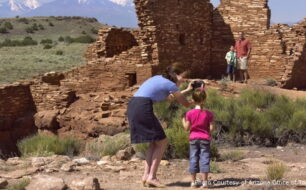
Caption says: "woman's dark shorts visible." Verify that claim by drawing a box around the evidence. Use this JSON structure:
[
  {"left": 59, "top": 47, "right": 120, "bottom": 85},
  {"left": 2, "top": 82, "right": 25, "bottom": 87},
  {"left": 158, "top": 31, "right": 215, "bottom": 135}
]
[{"left": 127, "top": 97, "right": 166, "bottom": 144}]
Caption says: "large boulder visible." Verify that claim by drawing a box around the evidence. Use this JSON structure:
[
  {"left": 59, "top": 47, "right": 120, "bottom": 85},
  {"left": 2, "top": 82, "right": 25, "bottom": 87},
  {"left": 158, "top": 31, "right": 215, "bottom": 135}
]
[
  {"left": 34, "top": 110, "right": 59, "bottom": 130},
  {"left": 69, "top": 177, "right": 101, "bottom": 190},
  {"left": 25, "top": 175, "right": 66, "bottom": 190}
]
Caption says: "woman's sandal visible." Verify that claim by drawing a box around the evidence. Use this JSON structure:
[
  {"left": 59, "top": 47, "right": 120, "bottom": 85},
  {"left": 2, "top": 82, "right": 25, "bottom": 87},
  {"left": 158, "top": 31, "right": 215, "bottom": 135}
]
[
  {"left": 146, "top": 181, "right": 166, "bottom": 188},
  {"left": 142, "top": 181, "right": 147, "bottom": 187}
]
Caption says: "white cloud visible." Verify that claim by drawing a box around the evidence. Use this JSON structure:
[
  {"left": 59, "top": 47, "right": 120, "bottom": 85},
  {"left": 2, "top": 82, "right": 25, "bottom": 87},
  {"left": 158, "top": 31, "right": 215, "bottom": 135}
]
[
  {"left": 24, "top": 0, "right": 40, "bottom": 9},
  {"left": 78, "top": 0, "right": 87, "bottom": 3},
  {"left": 108, "top": 0, "right": 131, "bottom": 6}
]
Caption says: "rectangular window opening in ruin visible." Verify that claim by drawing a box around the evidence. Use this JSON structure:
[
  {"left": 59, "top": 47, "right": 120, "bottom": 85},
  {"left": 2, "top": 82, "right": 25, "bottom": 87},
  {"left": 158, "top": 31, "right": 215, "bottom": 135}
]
[
  {"left": 179, "top": 34, "right": 186, "bottom": 45},
  {"left": 125, "top": 72, "right": 137, "bottom": 87}
]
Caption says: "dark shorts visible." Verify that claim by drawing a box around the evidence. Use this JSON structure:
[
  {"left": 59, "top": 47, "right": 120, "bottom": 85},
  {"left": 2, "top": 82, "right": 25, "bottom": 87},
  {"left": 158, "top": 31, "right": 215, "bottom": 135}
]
[
  {"left": 226, "top": 64, "right": 235, "bottom": 74},
  {"left": 127, "top": 97, "right": 166, "bottom": 144}
]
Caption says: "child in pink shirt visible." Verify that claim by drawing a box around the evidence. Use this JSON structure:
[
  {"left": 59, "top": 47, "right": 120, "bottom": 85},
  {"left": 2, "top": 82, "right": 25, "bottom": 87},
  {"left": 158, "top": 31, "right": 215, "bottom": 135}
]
[{"left": 182, "top": 88, "right": 214, "bottom": 188}]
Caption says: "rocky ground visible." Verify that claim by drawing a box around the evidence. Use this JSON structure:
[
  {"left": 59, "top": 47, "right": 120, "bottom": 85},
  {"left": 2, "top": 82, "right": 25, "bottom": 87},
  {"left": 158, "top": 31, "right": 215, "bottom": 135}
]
[{"left": 0, "top": 144, "right": 306, "bottom": 190}]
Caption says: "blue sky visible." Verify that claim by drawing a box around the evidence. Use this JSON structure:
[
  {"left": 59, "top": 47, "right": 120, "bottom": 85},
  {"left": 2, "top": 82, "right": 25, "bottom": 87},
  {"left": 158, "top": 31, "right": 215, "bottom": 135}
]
[{"left": 210, "top": 0, "right": 306, "bottom": 24}]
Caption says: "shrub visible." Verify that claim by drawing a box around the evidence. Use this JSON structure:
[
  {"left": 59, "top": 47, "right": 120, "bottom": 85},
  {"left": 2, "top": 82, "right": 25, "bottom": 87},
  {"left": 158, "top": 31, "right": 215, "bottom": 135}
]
[
  {"left": 219, "top": 79, "right": 228, "bottom": 91},
  {"left": 0, "top": 37, "right": 37, "bottom": 47},
  {"left": 43, "top": 44, "right": 52, "bottom": 49},
  {"left": 18, "top": 18, "right": 29, "bottom": 24},
  {"left": 7, "top": 178, "right": 30, "bottom": 190},
  {"left": 238, "top": 89, "right": 276, "bottom": 109},
  {"left": 64, "top": 36, "right": 73, "bottom": 44},
  {"left": 4, "top": 22, "right": 13, "bottom": 30},
  {"left": 38, "top": 24, "right": 44, "bottom": 30},
  {"left": 56, "top": 50, "right": 64, "bottom": 55},
  {"left": 84, "top": 134, "right": 130, "bottom": 159},
  {"left": 40, "top": 39, "right": 53, "bottom": 44},
  {"left": 153, "top": 88, "right": 306, "bottom": 152},
  {"left": 82, "top": 30, "right": 87, "bottom": 34},
  {"left": 266, "top": 162, "right": 287, "bottom": 181},
  {"left": 0, "top": 27, "right": 8, "bottom": 33},
  {"left": 165, "top": 126, "right": 189, "bottom": 159},
  {"left": 91, "top": 28, "right": 98, "bottom": 34},
  {"left": 135, "top": 143, "right": 149, "bottom": 156},
  {"left": 154, "top": 101, "right": 175, "bottom": 125},
  {"left": 32, "top": 23, "right": 39, "bottom": 31},
  {"left": 58, "top": 36, "right": 65, "bottom": 42},
  {"left": 17, "top": 134, "right": 81, "bottom": 157},
  {"left": 25, "top": 27, "right": 34, "bottom": 33},
  {"left": 210, "top": 161, "right": 221, "bottom": 173},
  {"left": 266, "top": 78, "right": 277, "bottom": 87},
  {"left": 210, "top": 143, "right": 220, "bottom": 161},
  {"left": 73, "top": 35, "right": 95, "bottom": 43},
  {"left": 220, "top": 150, "right": 245, "bottom": 161},
  {"left": 49, "top": 22, "right": 54, "bottom": 27},
  {"left": 22, "top": 36, "right": 38, "bottom": 46}
]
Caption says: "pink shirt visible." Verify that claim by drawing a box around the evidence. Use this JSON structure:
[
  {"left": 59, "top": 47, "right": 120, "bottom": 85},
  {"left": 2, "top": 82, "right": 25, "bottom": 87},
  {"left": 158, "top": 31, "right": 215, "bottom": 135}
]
[
  {"left": 185, "top": 109, "right": 214, "bottom": 141},
  {"left": 235, "top": 39, "right": 252, "bottom": 58}
]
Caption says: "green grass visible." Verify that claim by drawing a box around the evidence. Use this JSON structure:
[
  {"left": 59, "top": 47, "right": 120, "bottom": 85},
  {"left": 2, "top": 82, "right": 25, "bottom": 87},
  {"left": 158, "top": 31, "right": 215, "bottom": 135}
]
[
  {"left": 17, "top": 134, "right": 81, "bottom": 157},
  {"left": 0, "top": 16, "right": 104, "bottom": 41},
  {"left": 220, "top": 150, "right": 245, "bottom": 161},
  {"left": 6, "top": 178, "right": 30, "bottom": 190},
  {"left": 266, "top": 162, "right": 287, "bottom": 181},
  {"left": 0, "top": 43, "right": 88, "bottom": 84},
  {"left": 210, "top": 161, "right": 222, "bottom": 173},
  {"left": 154, "top": 88, "right": 306, "bottom": 150},
  {"left": 0, "top": 16, "right": 106, "bottom": 84},
  {"left": 84, "top": 134, "right": 130, "bottom": 159},
  {"left": 135, "top": 143, "right": 149, "bottom": 156}
]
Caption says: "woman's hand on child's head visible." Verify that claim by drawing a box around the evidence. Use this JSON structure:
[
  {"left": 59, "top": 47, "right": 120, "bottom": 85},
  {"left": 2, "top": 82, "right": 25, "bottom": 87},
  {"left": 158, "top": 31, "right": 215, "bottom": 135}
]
[{"left": 187, "top": 80, "right": 196, "bottom": 91}]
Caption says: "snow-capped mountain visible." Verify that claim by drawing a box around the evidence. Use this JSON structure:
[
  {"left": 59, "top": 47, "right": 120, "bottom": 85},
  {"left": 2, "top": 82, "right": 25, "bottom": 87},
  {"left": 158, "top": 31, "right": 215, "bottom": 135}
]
[
  {"left": 1, "top": 0, "right": 39, "bottom": 12},
  {"left": 0, "top": 0, "right": 137, "bottom": 27}
]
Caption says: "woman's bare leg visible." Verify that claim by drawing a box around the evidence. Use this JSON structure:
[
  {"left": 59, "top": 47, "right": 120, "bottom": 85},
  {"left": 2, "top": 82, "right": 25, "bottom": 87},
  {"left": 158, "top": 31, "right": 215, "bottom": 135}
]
[
  {"left": 142, "top": 143, "right": 154, "bottom": 182},
  {"left": 146, "top": 138, "right": 168, "bottom": 184}
]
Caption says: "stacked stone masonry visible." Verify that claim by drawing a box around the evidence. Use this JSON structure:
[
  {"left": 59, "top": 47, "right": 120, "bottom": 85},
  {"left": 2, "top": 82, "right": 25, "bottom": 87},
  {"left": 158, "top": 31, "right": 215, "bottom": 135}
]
[
  {"left": 0, "top": 83, "right": 37, "bottom": 157},
  {"left": 85, "top": 0, "right": 305, "bottom": 88},
  {"left": 212, "top": 0, "right": 306, "bottom": 88}
]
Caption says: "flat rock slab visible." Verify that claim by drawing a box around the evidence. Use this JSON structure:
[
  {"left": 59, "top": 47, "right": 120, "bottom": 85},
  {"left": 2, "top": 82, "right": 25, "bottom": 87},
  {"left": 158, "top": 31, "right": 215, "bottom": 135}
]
[
  {"left": 0, "top": 167, "right": 38, "bottom": 179},
  {"left": 25, "top": 175, "right": 66, "bottom": 190},
  {"left": 70, "top": 177, "right": 101, "bottom": 190}
]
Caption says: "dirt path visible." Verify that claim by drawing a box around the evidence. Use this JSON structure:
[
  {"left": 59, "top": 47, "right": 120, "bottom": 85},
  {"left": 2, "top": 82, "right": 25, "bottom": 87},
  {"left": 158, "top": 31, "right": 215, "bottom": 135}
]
[{"left": 49, "top": 146, "right": 306, "bottom": 190}]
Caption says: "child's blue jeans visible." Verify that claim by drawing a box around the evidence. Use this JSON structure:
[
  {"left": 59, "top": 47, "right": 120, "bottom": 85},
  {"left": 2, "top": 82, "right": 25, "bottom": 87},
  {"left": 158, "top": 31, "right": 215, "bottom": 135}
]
[{"left": 189, "top": 139, "right": 210, "bottom": 173}]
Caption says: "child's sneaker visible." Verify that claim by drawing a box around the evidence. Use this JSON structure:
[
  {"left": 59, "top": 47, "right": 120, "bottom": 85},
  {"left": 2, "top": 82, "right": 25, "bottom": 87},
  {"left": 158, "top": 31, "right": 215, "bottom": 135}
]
[
  {"left": 201, "top": 180, "right": 209, "bottom": 188},
  {"left": 191, "top": 180, "right": 202, "bottom": 188}
]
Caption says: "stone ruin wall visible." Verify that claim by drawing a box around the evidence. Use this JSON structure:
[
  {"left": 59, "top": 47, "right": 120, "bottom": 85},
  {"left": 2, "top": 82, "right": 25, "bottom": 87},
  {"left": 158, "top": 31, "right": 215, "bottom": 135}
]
[
  {"left": 211, "top": 0, "right": 270, "bottom": 77},
  {"left": 212, "top": 0, "right": 306, "bottom": 88},
  {"left": 134, "top": 0, "right": 213, "bottom": 78},
  {"left": 0, "top": 83, "right": 37, "bottom": 156}
]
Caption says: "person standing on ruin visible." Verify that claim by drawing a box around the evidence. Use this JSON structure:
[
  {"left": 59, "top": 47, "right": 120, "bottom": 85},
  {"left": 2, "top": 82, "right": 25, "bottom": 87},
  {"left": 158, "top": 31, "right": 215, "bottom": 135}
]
[
  {"left": 235, "top": 31, "right": 252, "bottom": 83},
  {"left": 127, "top": 62, "right": 194, "bottom": 188}
]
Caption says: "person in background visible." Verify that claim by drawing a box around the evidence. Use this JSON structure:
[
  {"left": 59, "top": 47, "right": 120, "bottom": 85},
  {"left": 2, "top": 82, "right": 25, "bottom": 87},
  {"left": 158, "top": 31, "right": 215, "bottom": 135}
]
[
  {"left": 235, "top": 31, "right": 252, "bottom": 83},
  {"left": 127, "top": 62, "right": 194, "bottom": 188},
  {"left": 225, "top": 45, "right": 237, "bottom": 82},
  {"left": 182, "top": 88, "right": 214, "bottom": 188}
]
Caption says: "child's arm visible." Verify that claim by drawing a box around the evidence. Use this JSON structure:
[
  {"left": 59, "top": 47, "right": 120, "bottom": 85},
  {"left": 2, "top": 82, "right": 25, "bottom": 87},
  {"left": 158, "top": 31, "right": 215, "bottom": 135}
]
[
  {"left": 182, "top": 117, "right": 191, "bottom": 131},
  {"left": 225, "top": 52, "right": 231, "bottom": 64},
  {"left": 209, "top": 123, "right": 214, "bottom": 132}
]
